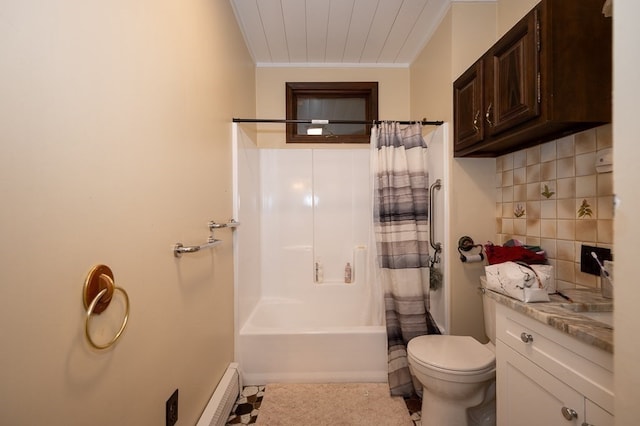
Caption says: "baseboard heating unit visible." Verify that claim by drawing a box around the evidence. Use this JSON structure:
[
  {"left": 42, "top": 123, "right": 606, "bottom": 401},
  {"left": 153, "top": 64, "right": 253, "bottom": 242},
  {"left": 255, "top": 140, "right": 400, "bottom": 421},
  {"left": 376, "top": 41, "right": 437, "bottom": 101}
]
[{"left": 196, "top": 362, "right": 242, "bottom": 426}]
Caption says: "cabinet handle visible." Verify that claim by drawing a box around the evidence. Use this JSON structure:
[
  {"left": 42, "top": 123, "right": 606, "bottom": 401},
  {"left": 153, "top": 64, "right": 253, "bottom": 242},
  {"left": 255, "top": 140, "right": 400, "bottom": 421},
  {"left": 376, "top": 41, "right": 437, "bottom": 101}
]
[
  {"left": 520, "top": 332, "right": 534, "bottom": 343},
  {"left": 561, "top": 407, "right": 578, "bottom": 421},
  {"left": 485, "top": 102, "right": 493, "bottom": 127},
  {"left": 472, "top": 110, "right": 480, "bottom": 132}
]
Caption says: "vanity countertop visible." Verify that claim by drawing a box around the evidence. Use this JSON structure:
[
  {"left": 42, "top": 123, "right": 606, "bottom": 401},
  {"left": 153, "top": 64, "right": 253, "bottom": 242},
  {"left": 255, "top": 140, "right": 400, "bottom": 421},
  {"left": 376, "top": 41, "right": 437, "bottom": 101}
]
[{"left": 486, "top": 288, "right": 614, "bottom": 353}]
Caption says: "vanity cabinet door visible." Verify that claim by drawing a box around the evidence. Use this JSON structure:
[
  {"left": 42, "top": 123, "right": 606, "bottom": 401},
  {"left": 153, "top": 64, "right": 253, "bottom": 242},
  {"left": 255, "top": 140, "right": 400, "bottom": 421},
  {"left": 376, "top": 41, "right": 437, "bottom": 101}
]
[
  {"left": 584, "top": 399, "right": 613, "bottom": 426},
  {"left": 497, "top": 340, "right": 584, "bottom": 426}
]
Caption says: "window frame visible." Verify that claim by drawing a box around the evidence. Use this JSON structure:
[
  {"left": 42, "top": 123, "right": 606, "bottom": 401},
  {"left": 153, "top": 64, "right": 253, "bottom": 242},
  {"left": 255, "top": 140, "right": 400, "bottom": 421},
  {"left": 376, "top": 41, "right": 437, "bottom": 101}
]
[{"left": 285, "top": 82, "right": 379, "bottom": 144}]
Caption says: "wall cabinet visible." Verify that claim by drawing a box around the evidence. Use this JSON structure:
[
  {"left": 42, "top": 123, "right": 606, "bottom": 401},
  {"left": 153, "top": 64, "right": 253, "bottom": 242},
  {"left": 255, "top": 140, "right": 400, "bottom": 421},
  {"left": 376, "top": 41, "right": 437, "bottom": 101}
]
[
  {"left": 454, "top": 0, "right": 612, "bottom": 157},
  {"left": 496, "top": 304, "right": 613, "bottom": 426}
]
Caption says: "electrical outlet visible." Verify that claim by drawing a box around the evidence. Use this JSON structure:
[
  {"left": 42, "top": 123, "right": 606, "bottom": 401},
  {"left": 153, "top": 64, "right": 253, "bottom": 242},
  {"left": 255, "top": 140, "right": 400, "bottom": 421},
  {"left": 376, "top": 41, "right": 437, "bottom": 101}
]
[
  {"left": 166, "top": 389, "right": 178, "bottom": 426},
  {"left": 580, "top": 245, "right": 612, "bottom": 276}
]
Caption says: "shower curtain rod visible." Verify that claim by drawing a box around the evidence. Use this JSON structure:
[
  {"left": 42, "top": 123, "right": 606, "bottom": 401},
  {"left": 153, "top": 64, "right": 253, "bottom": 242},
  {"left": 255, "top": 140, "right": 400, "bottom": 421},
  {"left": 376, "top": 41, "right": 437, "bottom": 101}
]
[{"left": 232, "top": 118, "right": 443, "bottom": 126}]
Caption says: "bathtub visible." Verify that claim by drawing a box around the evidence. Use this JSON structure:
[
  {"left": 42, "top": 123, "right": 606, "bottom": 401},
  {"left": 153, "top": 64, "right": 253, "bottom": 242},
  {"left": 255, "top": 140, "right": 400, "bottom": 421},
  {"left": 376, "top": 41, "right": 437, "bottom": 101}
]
[{"left": 237, "top": 294, "right": 388, "bottom": 385}]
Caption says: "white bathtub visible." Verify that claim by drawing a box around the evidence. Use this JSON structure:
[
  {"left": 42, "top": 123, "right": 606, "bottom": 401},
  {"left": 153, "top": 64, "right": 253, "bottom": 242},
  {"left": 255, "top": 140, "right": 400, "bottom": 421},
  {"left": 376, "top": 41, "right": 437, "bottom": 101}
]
[{"left": 237, "top": 295, "right": 388, "bottom": 385}]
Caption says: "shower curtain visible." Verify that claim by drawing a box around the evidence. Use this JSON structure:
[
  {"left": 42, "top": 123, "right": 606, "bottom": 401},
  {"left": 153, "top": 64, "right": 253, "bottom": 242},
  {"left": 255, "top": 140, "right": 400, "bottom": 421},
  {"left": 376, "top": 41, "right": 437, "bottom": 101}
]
[{"left": 371, "top": 122, "right": 441, "bottom": 397}]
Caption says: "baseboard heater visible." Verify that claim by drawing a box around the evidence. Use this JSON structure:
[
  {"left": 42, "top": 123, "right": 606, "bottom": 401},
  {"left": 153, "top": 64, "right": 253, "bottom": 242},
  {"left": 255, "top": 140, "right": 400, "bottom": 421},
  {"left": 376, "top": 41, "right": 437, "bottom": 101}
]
[{"left": 196, "top": 362, "right": 242, "bottom": 426}]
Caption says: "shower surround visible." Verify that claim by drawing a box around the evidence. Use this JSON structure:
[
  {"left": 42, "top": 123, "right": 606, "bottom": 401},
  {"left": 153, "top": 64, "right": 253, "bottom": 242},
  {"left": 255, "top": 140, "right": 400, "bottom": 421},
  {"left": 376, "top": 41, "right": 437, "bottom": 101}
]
[
  {"left": 232, "top": 123, "right": 449, "bottom": 385},
  {"left": 233, "top": 125, "right": 385, "bottom": 384}
]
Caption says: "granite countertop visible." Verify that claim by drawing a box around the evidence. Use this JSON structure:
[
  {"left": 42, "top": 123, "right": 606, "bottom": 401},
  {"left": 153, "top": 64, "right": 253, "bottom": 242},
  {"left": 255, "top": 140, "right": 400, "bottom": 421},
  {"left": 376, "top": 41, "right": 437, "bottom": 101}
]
[{"left": 486, "top": 288, "right": 614, "bottom": 353}]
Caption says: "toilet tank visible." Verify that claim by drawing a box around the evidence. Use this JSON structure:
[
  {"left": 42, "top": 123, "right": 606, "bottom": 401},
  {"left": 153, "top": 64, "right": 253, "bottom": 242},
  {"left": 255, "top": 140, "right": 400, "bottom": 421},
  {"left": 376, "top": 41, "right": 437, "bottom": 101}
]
[{"left": 480, "top": 277, "right": 496, "bottom": 345}]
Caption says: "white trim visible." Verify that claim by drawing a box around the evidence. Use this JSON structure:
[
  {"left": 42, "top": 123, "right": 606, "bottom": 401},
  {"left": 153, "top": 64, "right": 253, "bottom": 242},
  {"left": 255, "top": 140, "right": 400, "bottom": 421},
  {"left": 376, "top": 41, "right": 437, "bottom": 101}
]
[{"left": 256, "top": 62, "right": 410, "bottom": 69}]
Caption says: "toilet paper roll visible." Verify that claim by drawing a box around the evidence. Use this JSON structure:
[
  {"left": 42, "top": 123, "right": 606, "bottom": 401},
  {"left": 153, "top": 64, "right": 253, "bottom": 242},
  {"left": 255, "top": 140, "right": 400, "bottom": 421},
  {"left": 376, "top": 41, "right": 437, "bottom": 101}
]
[{"left": 461, "top": 254, "right": 484, "bottom": 263}]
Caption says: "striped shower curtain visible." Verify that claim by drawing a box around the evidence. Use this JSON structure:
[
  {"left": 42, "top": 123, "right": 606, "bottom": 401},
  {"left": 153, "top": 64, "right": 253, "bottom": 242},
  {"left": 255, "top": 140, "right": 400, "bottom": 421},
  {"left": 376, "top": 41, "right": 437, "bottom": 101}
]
[{"left": 372, "top": 122, "right": 441, "bottom": 397}]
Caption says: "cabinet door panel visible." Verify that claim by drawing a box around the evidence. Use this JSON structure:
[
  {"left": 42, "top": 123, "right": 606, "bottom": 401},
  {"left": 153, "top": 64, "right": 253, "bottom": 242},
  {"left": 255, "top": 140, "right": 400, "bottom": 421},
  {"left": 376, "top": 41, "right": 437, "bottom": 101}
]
[
  {"left": 585, "top": 399, "right": 613, "bottom": 426},
  {"left": 497, "top": 341, "right": 584, "bottom": 426},
  {"left": 487, "top": 9, "right": 539, "bottom": 136},
  {"left": 453, "top": 60, "right": 483, "bottom": 150}
]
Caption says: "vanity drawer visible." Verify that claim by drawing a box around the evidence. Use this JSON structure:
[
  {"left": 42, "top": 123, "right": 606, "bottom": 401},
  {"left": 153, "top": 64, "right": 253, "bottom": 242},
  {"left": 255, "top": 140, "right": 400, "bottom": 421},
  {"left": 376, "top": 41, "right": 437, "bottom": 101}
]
[{"left": 496, "top": 303, "right": 614, "bottom": 414}]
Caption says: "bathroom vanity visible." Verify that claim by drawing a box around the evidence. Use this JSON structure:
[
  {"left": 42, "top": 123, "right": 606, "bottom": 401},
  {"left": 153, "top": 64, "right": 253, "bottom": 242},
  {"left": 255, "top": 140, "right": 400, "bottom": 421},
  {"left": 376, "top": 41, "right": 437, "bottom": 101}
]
[{"left": 487, "top": 289, "right": 613, "bottom": 426}]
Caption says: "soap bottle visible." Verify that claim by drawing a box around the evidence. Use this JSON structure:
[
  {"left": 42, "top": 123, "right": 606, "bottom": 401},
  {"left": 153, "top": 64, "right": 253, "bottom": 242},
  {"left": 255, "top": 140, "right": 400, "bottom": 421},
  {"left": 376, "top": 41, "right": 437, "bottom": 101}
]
[{"left": 344, "top": 262, "right": 352, "bottom": 283}]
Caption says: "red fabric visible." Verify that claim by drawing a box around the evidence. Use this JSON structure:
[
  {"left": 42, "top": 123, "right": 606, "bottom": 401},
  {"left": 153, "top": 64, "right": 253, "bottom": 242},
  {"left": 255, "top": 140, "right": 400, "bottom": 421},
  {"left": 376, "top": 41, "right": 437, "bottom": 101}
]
[{"left": 484, "top": 244, "right": 547, "bottom": 265}]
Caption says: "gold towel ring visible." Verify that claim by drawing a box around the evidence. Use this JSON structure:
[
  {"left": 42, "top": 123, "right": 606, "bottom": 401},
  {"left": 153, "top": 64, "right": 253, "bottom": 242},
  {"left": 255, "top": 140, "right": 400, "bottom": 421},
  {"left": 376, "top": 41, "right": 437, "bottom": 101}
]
[{"left": 83, "top": 265, "right": 130, "bottom": 350}]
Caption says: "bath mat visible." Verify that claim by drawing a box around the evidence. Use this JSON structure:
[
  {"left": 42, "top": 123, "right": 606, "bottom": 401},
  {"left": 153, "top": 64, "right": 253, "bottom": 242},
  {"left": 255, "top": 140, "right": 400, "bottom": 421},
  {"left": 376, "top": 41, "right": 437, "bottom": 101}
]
[{"left": 255, "top": 382, "right": 413, "bottom": 425}]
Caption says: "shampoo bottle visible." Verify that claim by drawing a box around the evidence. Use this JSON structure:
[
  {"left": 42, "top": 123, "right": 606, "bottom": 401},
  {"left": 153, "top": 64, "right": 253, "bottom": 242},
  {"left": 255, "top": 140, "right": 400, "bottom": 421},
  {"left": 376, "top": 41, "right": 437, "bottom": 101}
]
[{"left": 344, "top": 262, "right": 352, "bottom": 283}]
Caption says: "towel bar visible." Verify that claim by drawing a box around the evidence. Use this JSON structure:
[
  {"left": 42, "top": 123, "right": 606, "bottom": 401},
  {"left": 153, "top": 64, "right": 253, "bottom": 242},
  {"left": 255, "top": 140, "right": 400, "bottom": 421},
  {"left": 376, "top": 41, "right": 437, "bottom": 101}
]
[{"left": 174, "top": 236, "right": 222, "bottom": 257}]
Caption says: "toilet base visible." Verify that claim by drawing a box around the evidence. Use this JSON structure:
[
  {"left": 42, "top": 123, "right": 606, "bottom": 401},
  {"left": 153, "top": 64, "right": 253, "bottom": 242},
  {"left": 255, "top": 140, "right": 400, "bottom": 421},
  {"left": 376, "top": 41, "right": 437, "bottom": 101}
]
[{"left": 419, "top": 381, "right": 495, "bottom": 426}]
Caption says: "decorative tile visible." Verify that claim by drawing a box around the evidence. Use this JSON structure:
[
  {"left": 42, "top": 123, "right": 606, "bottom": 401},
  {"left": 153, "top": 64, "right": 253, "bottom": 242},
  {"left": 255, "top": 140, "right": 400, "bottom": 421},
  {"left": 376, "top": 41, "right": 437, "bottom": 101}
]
[
  {"left": 493, "top": 124, "right": 613, "bottom": 291},
  {"left": 540, "top": 220, "right": 557, "bottom": 239},
  {"left": 556, "top": 260, "right": 575, "bottom": 282},
  {"left": 556, "top": 157, "right": 575, "bottom": 178},
  {"left": 576, "top": 219, "right": 597, "bottom": 242},
  {"left": 527, "top": 145, "right": 541, "bottom": 165},
  {"left": 502, "top": 202, "right": 513, "bottom": 218},
  {"left": 556, "top": 178, "right": 575, "bottom": 199},
  {"left": 556, "top": 135, "right": 575, "bottom": 158},
  {"left": 526, "top": 164, "right": 540, "bottom": 183},
  {"left": 502, "top": 153, "right": 514, "bottom": 171},
  {"left": 502, "top": 186, "right": 514, "bottom": 202},
  {"left": 540, "top": 182, "right": 556, "bottom": 199},
  {"left": 575, "top": 175, "right": 597, "bottom": 198},
  {"left": 575, "top": 152, "right": 597, "bottom": 176},
  {"left": 514, "top": 218, "right": 527, "bottom": 235},
  {"left": 575, "top": 264, "right": 597, "bottom": 288},
  {"left": 556, "top": 240, "right": 575, "bottom": 261},
  {"left": 540, "top": 161, "right": 556, "bottom": 181},
  {"left": 597, "top": 173, "right": 613, "bottom": 196},
  {"left": 513, "top": 167, "right": 526, "bottom": 185},
  {"left": 557, "top": 219, "right": 576, "bottom": 240},
  {"left": 514, "top": 150, "right": 527, "bottom": 168},
  {"left": 557, "top": 199, "right": 575, "bottom": 219},
  {"left": 577, "top": 198, "right": 596, "bottom": 219},
  {"left": 541, "top": 200, "right": 557, "bottom": 219},
  {"left": 527, "top": 183, "right": 541, "bottom": 201},
  {"left": 596, "top": 124, "right": 613, "bottom": 150},
  {"left": 597, "top": 196, "right": 614, "bottom": 220},
  {"left": 526, "top": 201, "right": 541, "bottom": 219},
  {"left": 575, "top": 128, "right": 597, "bottom": 154},
  {"left": 598, "top": 220, "right": 614, "bottom": 244},
  {"left": 514, "top": 185, "right": 527, "bottom": 202},
  {"left": 526, "top": 219, "right": 540, "bottom": 237},
  {"left": 540, "top": 141, "right": 556, "bottom": 163}
]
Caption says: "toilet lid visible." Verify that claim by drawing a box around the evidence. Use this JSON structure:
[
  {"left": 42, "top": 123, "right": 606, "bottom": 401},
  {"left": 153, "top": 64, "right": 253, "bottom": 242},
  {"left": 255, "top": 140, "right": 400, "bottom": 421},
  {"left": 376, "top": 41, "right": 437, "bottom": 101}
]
[{"left": 408, "top": 335, "right": 495, "bottom": 373}]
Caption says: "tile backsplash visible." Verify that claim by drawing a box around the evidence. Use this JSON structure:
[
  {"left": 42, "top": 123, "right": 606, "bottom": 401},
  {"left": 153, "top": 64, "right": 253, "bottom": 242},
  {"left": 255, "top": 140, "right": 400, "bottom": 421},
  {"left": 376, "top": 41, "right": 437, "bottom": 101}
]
[{"left": 495, "top": 125, "right": 613, "bottom": 290}]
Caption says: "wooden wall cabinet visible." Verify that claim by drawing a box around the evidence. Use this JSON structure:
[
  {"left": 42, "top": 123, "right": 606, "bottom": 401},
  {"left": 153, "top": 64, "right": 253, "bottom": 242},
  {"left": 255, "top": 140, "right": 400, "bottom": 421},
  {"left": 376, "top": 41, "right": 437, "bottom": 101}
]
[{"left": 454, "top": 0, "right": 612, "bottom": 157}]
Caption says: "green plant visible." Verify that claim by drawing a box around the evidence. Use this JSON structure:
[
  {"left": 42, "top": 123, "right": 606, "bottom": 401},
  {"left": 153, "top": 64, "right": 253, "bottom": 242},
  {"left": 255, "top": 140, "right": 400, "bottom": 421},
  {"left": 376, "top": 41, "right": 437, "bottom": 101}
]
[
  {"left": 541, "top": 184, "right": 555, "bottom": 199},
  {"left": 578, "top": 199, "right": 593, "bottom": 218}
]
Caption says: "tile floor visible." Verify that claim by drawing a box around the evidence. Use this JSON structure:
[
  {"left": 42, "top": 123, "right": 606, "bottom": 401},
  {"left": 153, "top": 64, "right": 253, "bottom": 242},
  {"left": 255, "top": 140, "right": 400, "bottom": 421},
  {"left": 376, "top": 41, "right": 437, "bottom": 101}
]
[{"left": 225, "top": 385, "right": 422, "bottom": 425}]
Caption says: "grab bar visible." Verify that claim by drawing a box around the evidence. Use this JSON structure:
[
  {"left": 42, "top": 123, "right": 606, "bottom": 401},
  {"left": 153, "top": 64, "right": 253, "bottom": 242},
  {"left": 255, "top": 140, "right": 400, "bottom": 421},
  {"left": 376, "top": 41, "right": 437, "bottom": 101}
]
[
  {"left": 174, "top": 236, "right": 222, "bottom": 258},
  {"left": 208, "top": 219, "right": 240, "bottom": 230},
  {"left": 429, "top": 179, "right": 442, "bottom": 253}
]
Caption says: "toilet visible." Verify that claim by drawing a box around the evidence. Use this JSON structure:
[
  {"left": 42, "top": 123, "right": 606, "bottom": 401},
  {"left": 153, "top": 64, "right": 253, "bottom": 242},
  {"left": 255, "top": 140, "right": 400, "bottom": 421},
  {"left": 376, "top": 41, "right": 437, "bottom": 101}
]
[{"left": 407, "top": 279, "right": 496, "bottom": 426}]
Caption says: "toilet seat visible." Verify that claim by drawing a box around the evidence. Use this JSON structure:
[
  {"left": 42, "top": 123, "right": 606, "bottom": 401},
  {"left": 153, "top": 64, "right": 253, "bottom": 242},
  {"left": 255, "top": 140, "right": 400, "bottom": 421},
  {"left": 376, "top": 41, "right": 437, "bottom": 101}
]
[{"left": 408, "top": 335, "right": 495, "bottom": 376}]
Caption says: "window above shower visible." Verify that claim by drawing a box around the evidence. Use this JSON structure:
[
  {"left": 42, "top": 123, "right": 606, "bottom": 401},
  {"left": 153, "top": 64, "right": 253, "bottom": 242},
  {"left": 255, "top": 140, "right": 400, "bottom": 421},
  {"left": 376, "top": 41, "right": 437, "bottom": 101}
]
[{"left": 285, "top": 82, "right": 378, "bottom": 144}]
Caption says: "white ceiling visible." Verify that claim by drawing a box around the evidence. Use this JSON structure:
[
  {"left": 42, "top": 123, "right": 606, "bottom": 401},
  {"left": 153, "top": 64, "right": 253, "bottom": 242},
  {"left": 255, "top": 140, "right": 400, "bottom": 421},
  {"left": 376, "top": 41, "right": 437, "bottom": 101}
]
[{"left": 230, "top": 0, "right": 475, "bottom": 67}]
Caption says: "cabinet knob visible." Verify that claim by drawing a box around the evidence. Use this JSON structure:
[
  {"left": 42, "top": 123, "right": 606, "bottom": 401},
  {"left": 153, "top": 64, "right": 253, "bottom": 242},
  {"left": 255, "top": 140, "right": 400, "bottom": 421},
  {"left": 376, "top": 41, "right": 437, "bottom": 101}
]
[
  {"left": 485, "top": 102, "right": 494, "bottom": 127},
  {"left": 520, "top": 332, "right": 534, "bottom": 343},
  {"left": 561, "top": 406, "right": 578, "bottom": 420}
]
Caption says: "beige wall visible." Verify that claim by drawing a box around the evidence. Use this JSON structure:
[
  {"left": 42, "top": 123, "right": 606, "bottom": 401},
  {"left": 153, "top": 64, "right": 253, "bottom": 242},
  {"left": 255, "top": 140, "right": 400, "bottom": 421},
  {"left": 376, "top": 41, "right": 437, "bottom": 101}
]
[
  {"left": 613, "top": 1, "right": 640, "bottom": 422},
  {"left": 256, "top": 67, "right": 410, "bottom": 148},
  {"left": 411, "top": 2, "right": 497, "bottom": 341},
  {"left": 0, "top": 1, "right": 254, "bottom": 424}
]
